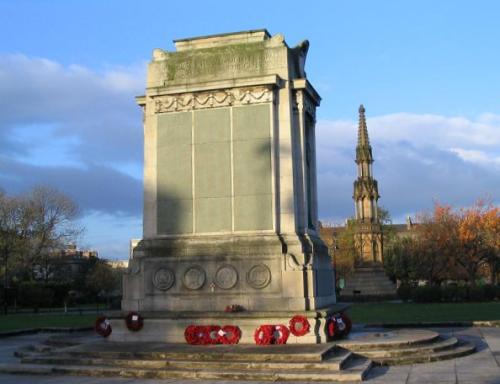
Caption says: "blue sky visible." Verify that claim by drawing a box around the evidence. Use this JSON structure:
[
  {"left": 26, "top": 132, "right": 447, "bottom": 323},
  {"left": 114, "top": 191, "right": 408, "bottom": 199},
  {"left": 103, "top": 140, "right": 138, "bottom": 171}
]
[{"left": 1, "top": 1, "right": 499, "bottom": 259}]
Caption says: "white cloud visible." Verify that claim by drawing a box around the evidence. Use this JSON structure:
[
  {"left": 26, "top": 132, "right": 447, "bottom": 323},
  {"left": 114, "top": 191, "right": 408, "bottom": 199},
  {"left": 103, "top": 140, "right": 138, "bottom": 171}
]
[
  {"left": 0, "top": 54, "right": 146, "bottom": 165},
  {"left": 449, "top": 148, "right": 500, "bottom": 168},
  {"left": 316, "top": 113, "right": 500, "bottom": 223}
]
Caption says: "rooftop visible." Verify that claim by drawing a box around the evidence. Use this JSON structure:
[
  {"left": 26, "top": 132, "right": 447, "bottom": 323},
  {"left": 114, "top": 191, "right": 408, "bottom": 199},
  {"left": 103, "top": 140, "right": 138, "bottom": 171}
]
[{"left": 173, "top": 29, "right": 271, "bottom": 51}]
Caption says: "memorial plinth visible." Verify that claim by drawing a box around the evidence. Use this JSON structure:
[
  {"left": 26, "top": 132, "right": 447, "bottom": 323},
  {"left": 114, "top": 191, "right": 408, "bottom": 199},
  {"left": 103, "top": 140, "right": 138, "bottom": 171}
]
[{"left": 117, "top": 30, "right": 341, "bottom": 343}]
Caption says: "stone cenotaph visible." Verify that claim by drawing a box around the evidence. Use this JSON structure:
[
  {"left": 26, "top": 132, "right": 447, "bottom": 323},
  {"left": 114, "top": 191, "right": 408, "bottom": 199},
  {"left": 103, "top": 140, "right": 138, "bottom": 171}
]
[{"left": 115, "top": 30, "right": 341, "bottom": 343}]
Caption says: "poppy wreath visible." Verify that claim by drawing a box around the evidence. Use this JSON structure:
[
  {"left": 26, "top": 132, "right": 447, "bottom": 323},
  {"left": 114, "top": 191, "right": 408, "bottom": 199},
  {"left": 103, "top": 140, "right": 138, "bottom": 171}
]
[
  {"left": 340, "top": 312, "right": 352, "bottom": 335},
  {"left": 254, "top": 324, "right": 274, "bottom": 345},
  {"left": 273, "top": 324, "right": 290, "bottom": 345},
  {"left": 95, "top": 316, "right": 112, "bottom": 337},
  {"left": 327, "top": 313, "right": 348, "bottom": 340},
  {"left": 218, "top": 325, "right": 242, "bottom": 345},
  {"left": 125, "top": 311, "right": 144, "bottom": 332},
  {"left": 205, "top": 325, "right": 221, "bottom": 345},
  {"left": 289, "top": 315, "right": 310, "bottom": 337},
  {"left": 224, "top": 304, "right": 245, "bottom": 313},
  {"left": 326, "top": 317, "right": 337, "bottom": 339},
  {"left": 184, "top": 325, "right": 200, "bottom": 345}
]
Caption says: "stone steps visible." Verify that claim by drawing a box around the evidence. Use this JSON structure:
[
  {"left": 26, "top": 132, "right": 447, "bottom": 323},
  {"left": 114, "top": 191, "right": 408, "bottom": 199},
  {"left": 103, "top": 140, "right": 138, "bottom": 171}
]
[
  {"left": 342, "top": 266, "right": 397, "bottom": 299},
  {"left": 0, "top": 360, "right": 373, "bottom": 382},
  {"left": 374, "top": 342, "right": 476, "bottom": 365},
  {"left": 21, "top": 348, "right": 353, "bottom": 372},
  {"left": 7, "top": 340, "right": 373, "bottom": 382},
  {"left": 338, "top": 329, "right": 440, "bottom": 351},
  {"left": 337, "top": 330, "right": 476, "bottom": 365},
  {"left": 357, "top": 337, "right": 459, "bottom": 357},
  {"left": 60, "top": 341, "right": 337, "bottom": 362}
]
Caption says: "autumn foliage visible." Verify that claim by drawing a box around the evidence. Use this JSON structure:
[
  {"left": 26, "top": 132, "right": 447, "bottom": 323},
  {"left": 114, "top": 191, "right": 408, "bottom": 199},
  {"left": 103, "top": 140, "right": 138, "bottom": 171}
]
[{"left": 385, "top": 199, "right": 499, "bottom": 286}]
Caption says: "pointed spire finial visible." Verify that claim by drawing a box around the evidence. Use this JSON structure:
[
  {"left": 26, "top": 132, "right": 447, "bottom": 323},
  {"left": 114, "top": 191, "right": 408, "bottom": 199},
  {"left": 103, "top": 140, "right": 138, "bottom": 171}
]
[{"left": 357, "top": 104, "right": 370, "bottom": 147}]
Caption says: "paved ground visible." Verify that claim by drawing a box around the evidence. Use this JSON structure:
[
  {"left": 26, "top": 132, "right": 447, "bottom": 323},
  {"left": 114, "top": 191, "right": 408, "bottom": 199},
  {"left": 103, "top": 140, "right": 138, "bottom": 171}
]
[{"left": 0, "top": 327, "right": 499, "bottom": 383}]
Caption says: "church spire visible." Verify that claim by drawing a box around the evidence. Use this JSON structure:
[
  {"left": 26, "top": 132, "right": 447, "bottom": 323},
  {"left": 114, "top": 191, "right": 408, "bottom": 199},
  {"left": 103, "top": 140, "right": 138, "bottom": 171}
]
[{"left": 356, "top": 104, "right": 373, "bottom": 164}]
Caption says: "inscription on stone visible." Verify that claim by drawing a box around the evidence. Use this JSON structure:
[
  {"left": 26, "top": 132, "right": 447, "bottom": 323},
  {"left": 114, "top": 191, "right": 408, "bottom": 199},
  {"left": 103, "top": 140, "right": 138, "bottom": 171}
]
[
  {"left": 182, "top": 266, "right": 206, "bottom": 290},
  {"left": 246, "top": 264, "right": 272, "bottom": 289},
  {"left": 214, "top": 265, "right": 238, "bottom": 290},
  {"left": 152, "top": 268, "right": 175, "bottom": 291}
]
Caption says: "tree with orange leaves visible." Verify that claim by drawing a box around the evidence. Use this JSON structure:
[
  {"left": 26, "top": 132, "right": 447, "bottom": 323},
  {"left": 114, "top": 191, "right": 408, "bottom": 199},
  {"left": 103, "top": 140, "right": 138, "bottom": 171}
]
[
  {"left": 456, "top": 199, "right": 499, "bottom": 285},
  {"left": 412, "top": 203, "right": 460, "bottom": 285},
  {"left": 385, "top": 199, "right": 499, "bottom": 286}
]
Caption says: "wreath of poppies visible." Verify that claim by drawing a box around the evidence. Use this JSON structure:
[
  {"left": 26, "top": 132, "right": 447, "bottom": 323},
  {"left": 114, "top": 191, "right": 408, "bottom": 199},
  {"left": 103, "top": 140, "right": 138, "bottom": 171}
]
[
  {"left": 95, "top": 316, "right": 112, "bottom": 337},
  {"left": 326, "top": 313, "right": 351, "bottom": 340},
  {"left": 289, "top": 315, "right": 310, "bottom": 337},
  {"left": 254, "top": 324, "right": 274, "bottom": 345},
  {"left": 125, "top": 311, "right": 144, "bottom": 332},
  {"left": 185, "top": 325, "right": 241, "bottom": 345},
  {"left": 224, "top": 304, "right": 245, "bottom": 313},
  {"left": 206, "top": 325, "right": 221, "bottom": 344},
  {"left": 327, "top": 317, "right": 337, "bottom": 339},
  {"left": 273, "top": 324, "right": 290, "bottom": 344},
  {"left": 254, "top": 324, "right": 291, "bottom": 345},
  {"left": 218, "top": 325, "right": 242, "bottom": 344},
  {"left": 341, "top": 312, "right": 352, "bottom": 335},
  {"left": 184, "top": 325, "right": 200, "bottom": 344}
]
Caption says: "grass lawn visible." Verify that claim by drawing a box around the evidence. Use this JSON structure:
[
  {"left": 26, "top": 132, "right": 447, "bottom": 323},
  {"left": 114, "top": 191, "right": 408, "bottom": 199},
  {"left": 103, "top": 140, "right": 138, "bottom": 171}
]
[
  {"left": 347, "top": 302, "right": 500, "bottom": 324},
  {"left": 0, "top": 313, "right": 96, "bottom": 332}
]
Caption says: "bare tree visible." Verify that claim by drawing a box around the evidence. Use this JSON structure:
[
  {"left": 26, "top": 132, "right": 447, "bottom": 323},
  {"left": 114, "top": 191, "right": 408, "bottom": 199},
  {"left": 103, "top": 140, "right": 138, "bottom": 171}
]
[{"left": 25, "top": 186, "right": 82, "bottom": 283}]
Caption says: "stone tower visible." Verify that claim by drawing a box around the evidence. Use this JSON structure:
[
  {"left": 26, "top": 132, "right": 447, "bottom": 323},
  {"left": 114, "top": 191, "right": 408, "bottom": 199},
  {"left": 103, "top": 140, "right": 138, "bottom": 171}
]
[
  {"left": 353, "top": 105, "right": 383, "bottom": 265},
  {"left": 341, "top": 105, "right": 395, "bottom": 299}
]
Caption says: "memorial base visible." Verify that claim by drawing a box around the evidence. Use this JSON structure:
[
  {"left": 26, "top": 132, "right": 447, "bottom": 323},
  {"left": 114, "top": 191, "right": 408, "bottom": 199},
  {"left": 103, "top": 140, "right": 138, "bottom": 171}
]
[{"left": 108, "top": 306, "right": 348, "bottom": 344}]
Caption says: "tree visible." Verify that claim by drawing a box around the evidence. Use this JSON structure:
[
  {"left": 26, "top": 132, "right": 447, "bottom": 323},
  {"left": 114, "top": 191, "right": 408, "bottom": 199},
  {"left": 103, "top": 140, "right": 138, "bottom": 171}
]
[
  {"left": 385, "top": 199, "right": 499, "bottom": 286},
  {"left": 456, "top": 199, "right": 499, "bottom": 285},
  {"left": 0, "top": 191, "right": 29, "bottom": 312},
  {"left": 25, "top": 186, "right": 82, "bottom": 283},
  {"left": 0, "top": 186, "right": 83, "bottom": 311},
  {"left": 384, "top": 236, "right": 419, "bottom": 283},
  {"left": 319, "top": 220, "right": 356, "bottom": 285},
  {"left": 378, "top": 205, "right": 398, "bottom": 257},
  {"left": 411, "top": 203, "right": 459, "bottom": 285},
  {"left": 86, "top": 260, "right": 122, "bottom": 306}
]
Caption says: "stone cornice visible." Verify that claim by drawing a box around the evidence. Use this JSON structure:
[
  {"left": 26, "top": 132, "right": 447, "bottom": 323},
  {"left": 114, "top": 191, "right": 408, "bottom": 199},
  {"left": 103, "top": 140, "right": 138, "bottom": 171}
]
[
  {"left": 291, "top": 78, "right": 321, "bottom": 106},
  {"left": 146, "top": 74, "right": 282, "bottom": 97}
]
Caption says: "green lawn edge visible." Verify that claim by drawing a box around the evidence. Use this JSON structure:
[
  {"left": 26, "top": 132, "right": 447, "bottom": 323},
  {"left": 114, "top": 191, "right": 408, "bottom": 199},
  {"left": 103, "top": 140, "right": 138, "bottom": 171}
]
[
  {"left": 347, "top": 302, "right": 500, "bottom": 324},
  {"left": 0, "top": 314, "right": 96, "bottom": 332}
]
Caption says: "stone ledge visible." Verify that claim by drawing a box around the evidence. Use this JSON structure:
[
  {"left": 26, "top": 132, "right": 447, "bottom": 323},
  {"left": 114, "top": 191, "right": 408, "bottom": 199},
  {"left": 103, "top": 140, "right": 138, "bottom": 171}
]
[
  {"left": 0, "top": 327, "right": 92, "bottom": 339},
  {"left": 106, "top": 305, "right": 349, "bottom": 320}
]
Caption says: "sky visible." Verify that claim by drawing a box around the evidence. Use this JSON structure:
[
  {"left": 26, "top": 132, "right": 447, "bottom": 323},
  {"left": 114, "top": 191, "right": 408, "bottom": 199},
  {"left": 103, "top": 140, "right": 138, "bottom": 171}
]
[{"left": 0, "top": 0, "right": 499, "bottom": 259}]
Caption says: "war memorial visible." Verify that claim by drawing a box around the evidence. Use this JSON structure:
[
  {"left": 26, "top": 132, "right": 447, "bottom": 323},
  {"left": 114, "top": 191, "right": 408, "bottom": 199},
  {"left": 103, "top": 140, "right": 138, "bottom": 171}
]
[
  {"left": 115, "top": 28, "right": 342, "bottom": 344},
  {"left": 0, "top": 30, "right": 479, "bottom": 382}
]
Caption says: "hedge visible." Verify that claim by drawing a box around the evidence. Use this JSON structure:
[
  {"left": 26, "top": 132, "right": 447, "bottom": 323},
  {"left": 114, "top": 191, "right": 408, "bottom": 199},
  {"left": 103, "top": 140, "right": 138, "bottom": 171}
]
[{"left": 397, "top": 283, "right": 500, "bottom": 303}]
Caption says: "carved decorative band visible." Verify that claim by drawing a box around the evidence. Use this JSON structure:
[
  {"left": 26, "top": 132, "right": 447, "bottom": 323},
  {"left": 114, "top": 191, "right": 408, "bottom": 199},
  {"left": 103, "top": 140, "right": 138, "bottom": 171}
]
[{"left": 153, "top": 86, "right": 273, "bottom": 113}]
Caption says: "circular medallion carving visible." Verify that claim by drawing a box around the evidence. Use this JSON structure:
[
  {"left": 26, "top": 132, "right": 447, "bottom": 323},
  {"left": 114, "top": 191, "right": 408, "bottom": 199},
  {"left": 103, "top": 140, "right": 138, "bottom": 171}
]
[
  {"left": 246, "top": 264, "right": 272, "bottom": 289},
  {"left": 182, "top": 266, "right": 206, "bottom": 290},
  {"left": 152, "top": 268, "right": 175, "bottom": 291},
  {"left": 215, "top": 265, "right": 238, "bottom": 290}
]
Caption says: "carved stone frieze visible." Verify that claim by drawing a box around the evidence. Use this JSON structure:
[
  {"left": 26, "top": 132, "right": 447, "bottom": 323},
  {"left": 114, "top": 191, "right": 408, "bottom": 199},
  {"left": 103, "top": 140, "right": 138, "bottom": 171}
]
[{"left": 153, "top": 86, "right": 273, "bottom": 113}]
